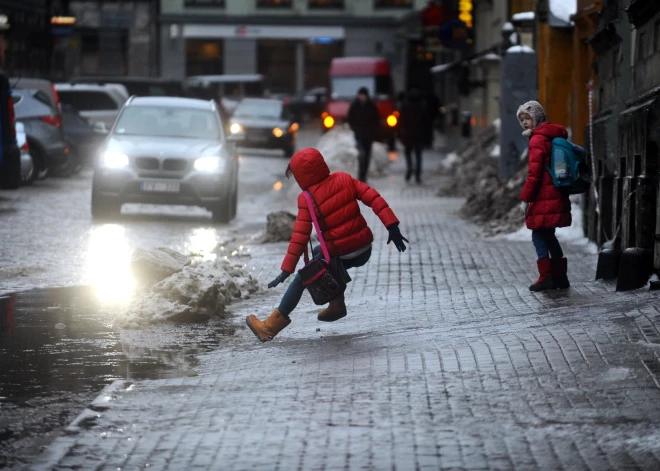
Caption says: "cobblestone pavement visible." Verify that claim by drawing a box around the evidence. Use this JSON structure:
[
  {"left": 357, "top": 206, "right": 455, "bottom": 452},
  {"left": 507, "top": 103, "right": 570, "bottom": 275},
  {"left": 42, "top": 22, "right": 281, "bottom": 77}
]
[{"left": 29, "top": 151, "right": 660, "bottom": 471}]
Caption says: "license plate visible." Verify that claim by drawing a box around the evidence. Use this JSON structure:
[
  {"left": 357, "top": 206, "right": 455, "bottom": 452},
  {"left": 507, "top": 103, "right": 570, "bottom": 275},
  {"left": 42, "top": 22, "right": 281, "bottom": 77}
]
[{"left": 140, "top": 181, "right": 180, "bottom": 193}]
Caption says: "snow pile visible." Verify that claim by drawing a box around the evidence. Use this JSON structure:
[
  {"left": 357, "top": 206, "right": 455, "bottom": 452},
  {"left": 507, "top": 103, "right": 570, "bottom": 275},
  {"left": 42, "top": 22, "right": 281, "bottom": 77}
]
[
  {"left": 436, "top": 121, "right": 500, "bottom": 196},
  {"left": 257, "top": 210, "right": 297, "bottom": 243},
  {"left": 130, "top": 247, "right": 191, "bottom": 287},
  {"left": 512, "top": 11, "right": 535, "bottom": 21},
  {"left": 507, "top": 45, "right": 535, "bottom": 54},
  {"left": 316, "top": 125, "right": 391, "bottom": 178},
  {"left": 549, "top": 0, "right": 576, "bottom": 24},
  {"left": 115, "top": 251, "right": 260, "bottom": 328},
  {"left": 435, "top": 120, "right": 531, "bottom": 236}
]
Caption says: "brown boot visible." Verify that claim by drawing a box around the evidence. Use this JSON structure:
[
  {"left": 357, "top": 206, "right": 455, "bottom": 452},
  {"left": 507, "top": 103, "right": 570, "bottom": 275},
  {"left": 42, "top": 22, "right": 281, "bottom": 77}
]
[
  {"left": 317, "top": 294, "right": 347, "bottom": 322},
  {"left": 246, "top": 309, "right": 291, "bottom": 342}
]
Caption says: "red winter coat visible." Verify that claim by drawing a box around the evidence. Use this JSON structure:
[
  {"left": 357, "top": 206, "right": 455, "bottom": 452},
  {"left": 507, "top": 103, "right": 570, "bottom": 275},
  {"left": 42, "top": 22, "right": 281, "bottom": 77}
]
[
  {"left": 281, "top": 148, "right": 399, "bottom": 273},
  {"left": 520, "top": 122, "right": 572, "bottom": 230}
]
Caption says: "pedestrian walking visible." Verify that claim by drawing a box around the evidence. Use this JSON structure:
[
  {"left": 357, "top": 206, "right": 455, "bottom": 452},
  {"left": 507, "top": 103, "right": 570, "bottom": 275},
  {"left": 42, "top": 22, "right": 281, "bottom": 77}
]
[
  {"left": 398, "top": 88, "right": 429, "bottom": 183},
  {"left": 517, "top": 101, "right": 572, "bottom": 292},
  {"left": 246, "top": 147, "right": 409, "bottom": 342},
  {"left": 348, "top": 87, "right": 380, "bottom": 183},
  {"left": 423, "top": 89, "right": 441, "bottom": 148}
]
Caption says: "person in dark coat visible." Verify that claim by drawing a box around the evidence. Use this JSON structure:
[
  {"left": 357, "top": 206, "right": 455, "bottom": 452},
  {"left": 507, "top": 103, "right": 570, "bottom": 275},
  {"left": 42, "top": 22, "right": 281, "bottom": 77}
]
[
  {"left": 398, "top": 88, "right": 429, "bottom": 183},
  {"left": 423, "top": 90, "right": 441, "bottom": 148},
  {"left": 348, "top": 87, "right": 380, "bottom": 183},
  {"left": 517, "top": 101, "right": 572, "bottom": 292}
]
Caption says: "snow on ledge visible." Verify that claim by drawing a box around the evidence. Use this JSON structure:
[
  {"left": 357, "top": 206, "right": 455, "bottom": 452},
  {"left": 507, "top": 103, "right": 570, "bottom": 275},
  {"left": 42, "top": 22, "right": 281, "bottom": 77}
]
[
  {"left": 431, "top": 62, "right": 455, "bottom": 74},
  {"left": 512, "top": 11, "right": 535, "bottom": 22},
  {"left": 507, "top": 45, "right": 535, "bottom": 54},
  {"left": 550, "top": 0, "right": 577, "bottom": 24}
]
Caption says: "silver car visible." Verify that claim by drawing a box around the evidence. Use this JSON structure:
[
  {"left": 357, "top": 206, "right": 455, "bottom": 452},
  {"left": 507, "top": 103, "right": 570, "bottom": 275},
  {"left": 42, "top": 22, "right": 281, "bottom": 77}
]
[{"left": 91, "top": 96, "right": 241, "bottom": 222}]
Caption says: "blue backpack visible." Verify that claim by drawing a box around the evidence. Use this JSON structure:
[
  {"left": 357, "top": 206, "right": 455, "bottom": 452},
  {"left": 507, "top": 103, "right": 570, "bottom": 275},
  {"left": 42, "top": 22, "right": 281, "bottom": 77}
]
[{"left": 546, "top": 138, "right": 592, "bottom": 194}]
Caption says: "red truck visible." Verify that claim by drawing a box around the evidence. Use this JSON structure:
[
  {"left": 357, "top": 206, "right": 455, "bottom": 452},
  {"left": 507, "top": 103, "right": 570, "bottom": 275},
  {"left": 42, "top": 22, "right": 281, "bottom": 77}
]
[{"left": 322, "top": 57, "right": 398, "bottom": 150}]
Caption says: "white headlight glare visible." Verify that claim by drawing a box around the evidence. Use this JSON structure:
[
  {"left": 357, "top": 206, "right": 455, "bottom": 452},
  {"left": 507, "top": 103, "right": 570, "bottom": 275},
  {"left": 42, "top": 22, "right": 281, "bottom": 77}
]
[
  {"left": 230, "top": 123, "right": 243, "bottom": 134},
  {"left": 102, "top": 150, "right": 129, "bottom": 168},
  {"left": 194, "top": 156, "right": 223, "bottom": 172}
]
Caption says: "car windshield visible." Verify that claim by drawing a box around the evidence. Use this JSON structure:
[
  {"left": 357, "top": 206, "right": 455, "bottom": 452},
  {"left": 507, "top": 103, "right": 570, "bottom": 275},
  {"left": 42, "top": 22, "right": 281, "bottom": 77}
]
[
  {"left": 233, "top": 100, "right": 282, "bottom": 119},
  {"left": 331, "top": 76, "right": 391, "bottom": 100},
  {"left": 114, "top": 106, "right": 220, "bottom": 140}
]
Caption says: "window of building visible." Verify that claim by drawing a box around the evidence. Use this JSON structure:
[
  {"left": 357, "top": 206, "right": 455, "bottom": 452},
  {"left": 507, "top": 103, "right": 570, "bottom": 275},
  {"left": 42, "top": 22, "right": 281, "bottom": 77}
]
[
  {"left": 308, "top": 0, "right": 344, "bottom": 8},
  {"left": 654, "top": 20, "right": 660, "bottom": 52},
  {"left": 258, "top": 40, "right": 295, "bottom": 93},
  {"left": 257, "top": 0, "right": 292, "bottom": 8},
  {"left": 184, "top": 0, "right": 225, "bottom": 6},
  {"left": 186, "top": 39, "right": 223, "bottom": 76},
  {"left": 374, "top": 0, "right": 413, "bottom": 8}
]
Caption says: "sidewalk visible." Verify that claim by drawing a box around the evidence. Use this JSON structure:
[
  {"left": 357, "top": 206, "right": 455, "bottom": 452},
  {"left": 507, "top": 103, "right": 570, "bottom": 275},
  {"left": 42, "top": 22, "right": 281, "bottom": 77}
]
[{"left": 31, "top": 150, "right": 660, "bottom": 471}]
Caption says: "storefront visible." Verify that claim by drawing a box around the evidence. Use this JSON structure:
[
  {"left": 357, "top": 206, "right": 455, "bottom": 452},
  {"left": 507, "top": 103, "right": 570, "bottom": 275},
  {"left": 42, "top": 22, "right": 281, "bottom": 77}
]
[{"left": 178, "top": 24, "right": 345, "bottom": 94}]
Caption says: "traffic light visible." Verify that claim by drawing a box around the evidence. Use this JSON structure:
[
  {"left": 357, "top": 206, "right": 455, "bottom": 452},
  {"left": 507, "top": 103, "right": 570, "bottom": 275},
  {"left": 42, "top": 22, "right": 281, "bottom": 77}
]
[{"left": 458, "top": 0, "right": 473, "bottom": 29}]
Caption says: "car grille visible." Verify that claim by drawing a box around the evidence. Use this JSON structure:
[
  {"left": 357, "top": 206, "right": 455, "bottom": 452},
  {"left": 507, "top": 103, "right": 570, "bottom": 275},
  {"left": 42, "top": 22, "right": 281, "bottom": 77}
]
[
  {"left": 134, "top": 157, "right": 159, "bottom": 170},
  {"left": 163, "top": 158, "right": 187, "bottom": 171}
]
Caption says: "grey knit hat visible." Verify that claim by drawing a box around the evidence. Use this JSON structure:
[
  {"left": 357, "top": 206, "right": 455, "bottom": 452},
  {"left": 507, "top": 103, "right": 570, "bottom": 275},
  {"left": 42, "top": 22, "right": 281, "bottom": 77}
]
[{"left": 516, "top": 101, "right": 547, "bottom": 128}]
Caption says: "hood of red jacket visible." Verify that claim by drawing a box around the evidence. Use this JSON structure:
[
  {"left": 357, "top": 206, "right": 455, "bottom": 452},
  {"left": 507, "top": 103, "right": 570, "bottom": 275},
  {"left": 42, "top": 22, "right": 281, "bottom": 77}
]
[
  {"left": 532, "top": 122, "right": 568, "bottom": 140},
  {"left": 289, "top": 148, "right": 330, "bottom": 190}
]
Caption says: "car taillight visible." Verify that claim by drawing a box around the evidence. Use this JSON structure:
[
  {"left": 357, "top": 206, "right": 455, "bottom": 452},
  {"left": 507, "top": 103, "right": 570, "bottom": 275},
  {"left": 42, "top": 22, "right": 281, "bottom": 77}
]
[
  {"left": 40, "top": 115, "right": 61, "bottom": 127},
  {"left": 51, "top": 83, "right": 62, "bottom": 113}
]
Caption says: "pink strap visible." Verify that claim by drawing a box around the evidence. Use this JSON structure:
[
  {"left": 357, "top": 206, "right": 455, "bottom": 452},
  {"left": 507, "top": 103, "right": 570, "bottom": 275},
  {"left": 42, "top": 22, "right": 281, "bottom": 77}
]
[{"left": 302, "top": 191, "right": 331, "bottom": 263}]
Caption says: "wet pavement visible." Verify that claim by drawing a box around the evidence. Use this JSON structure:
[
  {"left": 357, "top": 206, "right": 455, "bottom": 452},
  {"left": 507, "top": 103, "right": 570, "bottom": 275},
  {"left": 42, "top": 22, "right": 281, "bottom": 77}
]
[
  {"left": 21, "top": 144, "right": 660, "bottom": 470},
  {"left": 0, "top": 129, "right": 319, "bottom": 470},
  {"left": 4, "top": 127, "right": 660, "bottom": 470}
]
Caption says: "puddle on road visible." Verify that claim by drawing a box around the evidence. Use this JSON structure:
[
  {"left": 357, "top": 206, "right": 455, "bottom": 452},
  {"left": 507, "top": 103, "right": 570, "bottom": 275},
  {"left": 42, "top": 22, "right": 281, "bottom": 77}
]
[
  {"left": 0, "top": 285, "right": 234, "bottom": 404},
  {"left": 0, "top": 285, "right": 238, "bottom": 469}
]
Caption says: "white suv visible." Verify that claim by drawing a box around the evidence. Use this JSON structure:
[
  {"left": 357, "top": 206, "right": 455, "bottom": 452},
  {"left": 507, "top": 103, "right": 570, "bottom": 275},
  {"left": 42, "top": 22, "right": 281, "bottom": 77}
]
[{"left": 55, "top": 83, "right": 129, "bottom": 131}]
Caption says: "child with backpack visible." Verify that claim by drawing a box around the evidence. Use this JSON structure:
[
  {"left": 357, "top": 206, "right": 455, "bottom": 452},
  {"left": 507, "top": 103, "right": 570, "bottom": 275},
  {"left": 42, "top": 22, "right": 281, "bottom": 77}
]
[
  {"left": 246, "top": 147, "right": 409, "bottom": 342},
  {"left": 517, "top": 101, "right": 571, "bottom": 291}
]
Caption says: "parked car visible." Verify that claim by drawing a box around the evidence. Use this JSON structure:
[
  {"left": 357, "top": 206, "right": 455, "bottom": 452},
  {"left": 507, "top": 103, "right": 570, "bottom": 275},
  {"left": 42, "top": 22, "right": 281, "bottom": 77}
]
[
  {"left": 70, "top": 76, "right": 186, "bottom": 98},
  {"left": 287, "top": 87, "right": 327, "bottom": 123},
  {"left": 91, "top": 96, "right": 241, "bottom": 222},
  {"left": 229, "top": 98, "right": 298, "bottom": 158},
  {"left": 55, "top": 83, "right": 129, "bottom": 130},
  {"left": 10, "top": 77, "right": 62, "bottom": 114},
  {"left": 15, "top": 122, "right": 34, "bottom": 184},
  {"left": 61, "top": 103, "right": 105, "bottom": 169},
  {"left": 183, "top": 74, "right": 264, "bottom": 115},
  {"left": 11, "top": 88, "right": 69, "bottom": 179},
  {"left": 0, "top": 72, "right": 21, "bottom": 189}
]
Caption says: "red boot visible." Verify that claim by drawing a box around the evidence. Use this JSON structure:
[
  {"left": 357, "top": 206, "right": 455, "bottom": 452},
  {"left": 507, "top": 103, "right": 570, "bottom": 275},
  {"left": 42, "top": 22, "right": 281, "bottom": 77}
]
[
  {"left": 551, "top": 257, "right": 570, "bottom": 289},
  {"left": 529, "top": 258, "right": 555, "bottom": 292}
]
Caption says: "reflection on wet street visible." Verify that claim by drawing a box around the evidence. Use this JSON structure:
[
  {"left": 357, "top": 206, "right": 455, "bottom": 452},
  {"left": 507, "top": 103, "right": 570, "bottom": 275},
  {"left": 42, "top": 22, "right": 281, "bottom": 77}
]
[{"left": 0, "top": 286, "right": 237, "bottom": 469}]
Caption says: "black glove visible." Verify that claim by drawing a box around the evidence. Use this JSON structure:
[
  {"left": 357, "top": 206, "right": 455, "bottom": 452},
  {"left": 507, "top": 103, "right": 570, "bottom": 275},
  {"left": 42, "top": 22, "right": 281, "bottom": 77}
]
[
  {"left": 387, "top": 223, "right": 409, "bottom": 253},
  {"left": 267, "top": 271, "right": 291, "bottom": 289}
]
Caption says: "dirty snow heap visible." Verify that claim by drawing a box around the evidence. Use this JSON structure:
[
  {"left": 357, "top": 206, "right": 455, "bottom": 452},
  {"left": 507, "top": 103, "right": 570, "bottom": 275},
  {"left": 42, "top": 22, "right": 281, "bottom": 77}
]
[{"left": 116, "top": 248, "right": 260, "bottom": 328}]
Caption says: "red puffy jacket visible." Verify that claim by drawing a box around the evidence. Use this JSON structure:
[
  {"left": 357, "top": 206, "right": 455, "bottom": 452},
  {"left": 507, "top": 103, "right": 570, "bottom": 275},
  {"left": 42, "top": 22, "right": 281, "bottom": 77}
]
[
  {"left": 520, "top": 122, "right": 572, "bottom": 230},
  {"left": 281, "top": 148, "right": 399, "bottom": 273}
]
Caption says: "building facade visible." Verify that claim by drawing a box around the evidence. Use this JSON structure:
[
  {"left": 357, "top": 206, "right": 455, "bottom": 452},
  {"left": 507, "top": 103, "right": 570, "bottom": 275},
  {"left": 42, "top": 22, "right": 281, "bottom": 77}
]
[{"left": 159, "top": 0, "right": 430, "bottom": 94}]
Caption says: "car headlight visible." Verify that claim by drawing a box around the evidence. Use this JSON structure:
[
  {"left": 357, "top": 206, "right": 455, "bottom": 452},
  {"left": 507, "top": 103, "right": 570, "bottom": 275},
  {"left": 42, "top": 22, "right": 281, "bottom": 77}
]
[
  {"left": 101, "top": 150, "right": 129, "bottom": 168},
  {"left": 194, "top": 156, "right": 225, "bottom": 172},
  {"left": 272, "top": 127, "right": 283, "bottom": 138},
  {"left": 386, "top": 114, "right": 398, "bottom": 127},
  {"left": 230, "top": 123, "right": 243, "bottom": 134}
]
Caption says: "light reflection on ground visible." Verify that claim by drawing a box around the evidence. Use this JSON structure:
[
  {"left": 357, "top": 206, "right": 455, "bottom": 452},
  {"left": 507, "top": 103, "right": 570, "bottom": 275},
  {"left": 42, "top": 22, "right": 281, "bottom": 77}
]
[{"left": 85, "top": 224, "right": 135, "bottom": 303}]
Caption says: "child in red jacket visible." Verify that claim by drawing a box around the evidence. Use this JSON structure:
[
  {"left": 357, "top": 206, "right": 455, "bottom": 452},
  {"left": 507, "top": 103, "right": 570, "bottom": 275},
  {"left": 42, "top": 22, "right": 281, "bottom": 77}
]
[
  {"left": 246, "top": 148, "right": 408, "bottom": 342},
  {"left": 517, "top": 101, "right": 571, "bottom": 291}
]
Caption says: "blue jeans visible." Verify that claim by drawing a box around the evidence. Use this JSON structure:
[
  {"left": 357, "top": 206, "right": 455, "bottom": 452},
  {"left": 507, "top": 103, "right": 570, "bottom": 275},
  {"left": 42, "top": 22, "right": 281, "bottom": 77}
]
[
  {"left": 278, "top": 245, "right": 372, "bottom": 317},
  {"left": 531, "top": 229, "right": 564, "bottom": 260}
]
